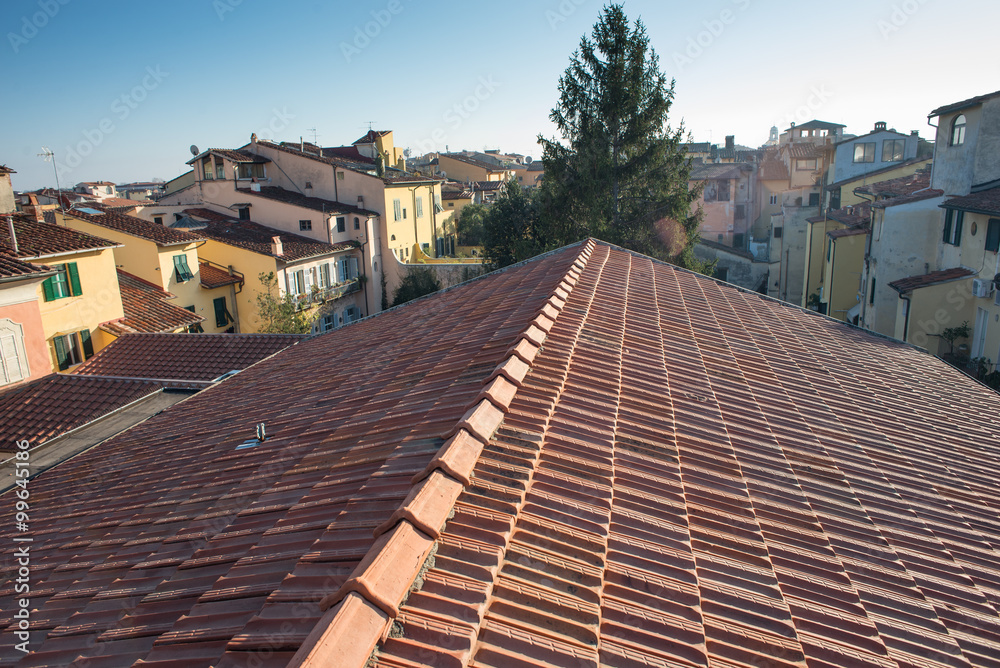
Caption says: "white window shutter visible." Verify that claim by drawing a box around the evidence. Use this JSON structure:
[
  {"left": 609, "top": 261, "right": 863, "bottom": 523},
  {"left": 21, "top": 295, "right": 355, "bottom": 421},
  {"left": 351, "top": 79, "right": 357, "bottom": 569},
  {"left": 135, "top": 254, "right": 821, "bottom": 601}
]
[{"left": 349, "top": 257, "right": 359, "bottom": 280}]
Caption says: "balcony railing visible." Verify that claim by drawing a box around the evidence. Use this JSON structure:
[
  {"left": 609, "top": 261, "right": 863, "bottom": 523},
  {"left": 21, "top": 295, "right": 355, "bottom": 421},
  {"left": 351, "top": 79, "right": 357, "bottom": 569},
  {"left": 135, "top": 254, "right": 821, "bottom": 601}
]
[{"left": 292, "top": 279, "right": 360, "bottom": 308}]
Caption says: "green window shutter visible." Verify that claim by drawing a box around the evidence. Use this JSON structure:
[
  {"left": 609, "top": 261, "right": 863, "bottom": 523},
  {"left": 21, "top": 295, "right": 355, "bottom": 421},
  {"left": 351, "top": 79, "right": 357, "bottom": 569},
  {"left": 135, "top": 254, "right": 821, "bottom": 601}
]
[
  {"left": 42, "top": 276, "right": 56, "bottom": 302},
  {"left": 80, "top": 329, "right": 94, "bottom": 358},
  {"left": 943, "top": 210, "right": 953, "bottom": 243},
  {"left": 66, "top": 262, "right": 82, "bottom": 296},
  {"left": 53, "top": 336, "right": 69, "bottom": 371},
  {"left": 214, "top": 297, "right": 227, "bottom": 328},
  {"left": 954, "top": 212, "right": 963, "bottom": 246}
]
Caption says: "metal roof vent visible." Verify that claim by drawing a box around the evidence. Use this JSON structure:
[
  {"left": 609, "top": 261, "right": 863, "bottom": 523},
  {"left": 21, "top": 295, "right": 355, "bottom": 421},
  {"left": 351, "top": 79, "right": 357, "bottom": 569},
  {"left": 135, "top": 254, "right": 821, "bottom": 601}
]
[{"left": 236, "top": 422, "right": 268, "bottom": 450}]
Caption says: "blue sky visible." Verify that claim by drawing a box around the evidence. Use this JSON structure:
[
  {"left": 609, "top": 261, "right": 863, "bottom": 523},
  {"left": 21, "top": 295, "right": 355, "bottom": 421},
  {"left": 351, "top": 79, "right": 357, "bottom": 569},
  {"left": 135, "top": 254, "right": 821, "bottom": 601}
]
[{"left": 2, "top": 0, "right": 996, "bottom": 190}]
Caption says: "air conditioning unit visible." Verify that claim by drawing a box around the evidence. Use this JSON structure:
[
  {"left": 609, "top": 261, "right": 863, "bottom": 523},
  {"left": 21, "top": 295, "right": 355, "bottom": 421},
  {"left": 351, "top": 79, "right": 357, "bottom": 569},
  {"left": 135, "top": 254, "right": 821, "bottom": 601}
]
[{"left": 972, "top": 278, "right": 994, "bottom": 298}]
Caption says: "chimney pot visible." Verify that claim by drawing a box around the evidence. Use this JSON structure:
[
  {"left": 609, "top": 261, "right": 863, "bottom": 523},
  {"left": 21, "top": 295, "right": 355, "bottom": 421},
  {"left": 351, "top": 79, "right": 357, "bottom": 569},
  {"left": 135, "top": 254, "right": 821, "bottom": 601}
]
[{"left": 271, "top": 236, "right": 283, "bottom": 256}]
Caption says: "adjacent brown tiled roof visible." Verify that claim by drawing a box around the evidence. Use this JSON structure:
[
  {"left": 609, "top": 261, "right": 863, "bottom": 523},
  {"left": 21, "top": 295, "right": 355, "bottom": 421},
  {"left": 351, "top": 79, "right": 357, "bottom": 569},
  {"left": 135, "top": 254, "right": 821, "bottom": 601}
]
[
  {"left": 58, "top": 207, "right": 203, "bottom": 246},
  {"left": 0, "top": 374, "right": 163, "bottom": 448},
  {"left": 929, "top": 89, "right": 1000, "bottom": 117},
  {"left": 0, "top": 253, "right": 53, "bottom": 281},
  {"left": 854, "top": 166, "right": 932, "bottom": 199},
  {"left": 181, "top": 208, "right": 358, "bottom": 261},
  {"left": 786, "top": 142, "right": 823, "bottom": 159},
  {"left": 74, "top": 332, "right": 307, "bottom": 382},
  {"left": 104, "top": 270, "right": 204, "bottom": 335},
  {"left": 689, "top": 163, "right": 746, "bottom": 181},
  {"left": 5, "top": 240, "right": 1000, "bottom": 667},
  {"left": 237, "top": 186, "right": 378, "bottom": 217},
  {"left": 440, "top": 153, "right": 509, "bottom": 172},
  {"left": 759, "top": 150, "right": 790, "bottom": 181},
  {"left": 0, "top": 165, "right": 14, "bottom": 174},
  {"left": 187, "top": 148, "right": 271, "bottom": 165},
  {"left": 828, "top": 225, "right": 870, "bottom": 239},
  {"left": 942, "top": 185, "right": 1000, "bottom": 217},
  {"left": 353, "top": 130, "right": 391, "bottom": 144},
  {"left": 826, "top": 157, "right": 932, "bottom": 190},
  {"left": 807, "top": 200, "right": 872, "bottom": 227},
  {"left": 95, "top": 197, "right": 147, "bottom": 211},
  {"left": 889, "top": 266, "right": 977, "bottom": 292},
  {"left": 3, "top": 214, "right": 118, "bottom": 259},
  {"left": 873, "top": 189, "right": 944, "bottom": 208},
  {"left": 472, "top": 180, "right": 506, "bottom": 191},
  {"left": 198, "top": 261, "right": 242, "bottom": 289},
  {"left": 249, "top": 140, "right": 374, "bottom": 174}
]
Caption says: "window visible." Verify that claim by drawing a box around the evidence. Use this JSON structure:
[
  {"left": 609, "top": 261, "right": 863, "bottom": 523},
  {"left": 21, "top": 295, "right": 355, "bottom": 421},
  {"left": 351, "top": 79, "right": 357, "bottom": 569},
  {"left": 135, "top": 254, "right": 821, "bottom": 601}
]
[
  {"left": 42, "top": 263, "right": 81, "bottom": 302},
  {"left": 344, "top": 306, "right": 361, "bottom": 324},
  {"left": 403, "top": 208, "right": 407, "bottom": 219},
  {"left": 869, "top": 277, "right": 876, "bottom": 305},
  {"left": 202, "top": 157, "right": 213, "bottom": 180},
  {"left": 796, "top": 159, "right": 818, "bottom": 171},
  {"left": 735, "top": 204, "right": 745, "bottom": 221},
  {"left": 987, "top": 219, "right": 1000, "bottom": 253},
  {"left": 808, "top": 192, "right": 820, "bottom": 207},
  {"left": 882, "top": 139, "right": 905, "bottom": 162},
  {"left": 354, "top": 217, "right": 360, "bottom": 230},
  {"left": 0, "top": 320, "right": 29, "bottom": 387},
  {"left": 951, "top": 114, "right": 966, "bottom": 146},
  {"left": 184, "top": 305, "right": 204, "bottom": 333},
  {"left": 434, "top": 193, "right": 443, "bottom": 212},
  {"left": 336, "top": 257, "right": 360, "bottom": 282},
  {"left": 853, "top": 142, "right": 875, "bottom": 163},
  {"left": 320, "top": 263, "right": 331, "bottom": 287},
  {"left": 448, "top": 202, "right": 454, "bottom": 208},
  {"left": 321, "top": 314, "right": 337, "bottom": 332},
  {"left": 390, "top": 234, "right": 396, "bottom": 241},
  {"left": 213, "top": 297, "right": 234, "bottom": 328},
  {"left": 393, "top": 198, "right": 402, "bottom": 221},
  {"left": 336, "top": 217, "right": 346, "bottom": 233},
  {"left": 773, "top": 226, "right": 783, "bottom": 239},
  {"left": 173, "top": 255, "right": 194, "bottom": 282},
  {"left": 299, "top": 220, "right": 312, "bottom": 231},
  {"left": 52, "top": 330, "right": 92, "bottom": 371},
  {"left": 703, "top": 181, "right": 717, "bottom": 202},
  {"left": 715, "top": 267, "right": 729, "bottom": 282},
  {"left": 238, "top": 207, "right": 250, "bottom": 221},
  {"left": 943, "top": 209, "right": 964, "bottom": 246},
  {"left": 292, "top": 269, "right": 305, "bottom": 295},
  {"left": 237, "top": 163, "right": 265, "bottom": 179},
  {"left": 717, "top": 180, "right": 730, "bottom": 202},
  {"left": 215, "top": 159, "right": 226, "bottom": 180},
  {"left": 415, "top": 197, "right": 424, "bottom": 219},
  {"left": 153, "top": 216, "right": 163, "bottom": 225},
  {"left": 769, "top": 194, "right": 778, "bottom": 205},
  {"left": 337, "top": 171, "right": 345, "bottom": 180}
]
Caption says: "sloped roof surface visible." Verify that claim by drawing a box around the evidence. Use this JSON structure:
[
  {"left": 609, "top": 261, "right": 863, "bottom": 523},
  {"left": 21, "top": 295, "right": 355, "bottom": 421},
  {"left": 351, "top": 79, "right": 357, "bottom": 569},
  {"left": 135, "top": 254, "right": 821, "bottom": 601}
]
[
  {"left": 3, "top": 215, "right": 117, "bottom": 259},
  {"left": 3, "top": 242, "right": 1000, "bottom": 668},
  {"left": 690, "top": 163, "right": 746, "bottom": 181},
  {"left": 0, "top": 374, "right": 163, "bottom": 448},
  {"left": 0, "top": 253, "right": 51, "bottom": 280},
  {"left": 929, "top": 89, "right": 1000, "bottom": 117},
  {"left": 73, "top": 333, "right": 307, "bottom": 382},
  {"left": 855, "top": 167, "right": 933, "bottom": 199},
  {"left": 198, "top": 261, "right": 241, "bottom": 289},
  {"left": 943, "top": 185, "right": 1000, "bottom": 216},
  {"left": 237, "top": 186, "right": 377, "bottom": 217},
  {"left": 889, "top": 267, "right": 978, "bottom": 293},
  {"left": 56, "top": 207, "right": 203, "bottom": 246},
  {"left": 106, "top": 270, "right": 204, "bottom": 335}
]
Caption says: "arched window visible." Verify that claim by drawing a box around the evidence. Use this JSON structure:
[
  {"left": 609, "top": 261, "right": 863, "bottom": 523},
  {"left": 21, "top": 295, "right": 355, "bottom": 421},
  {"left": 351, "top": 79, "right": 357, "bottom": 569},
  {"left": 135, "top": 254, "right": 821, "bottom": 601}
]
[
  {"left": 951, "top": 114, "right": 966, "bottom": 146},
  {"left": 391, "top": 234, "right": 396, "bottom": 241},
  {"left": 354, "top": 217, "right": 360, "bottom": 230}
]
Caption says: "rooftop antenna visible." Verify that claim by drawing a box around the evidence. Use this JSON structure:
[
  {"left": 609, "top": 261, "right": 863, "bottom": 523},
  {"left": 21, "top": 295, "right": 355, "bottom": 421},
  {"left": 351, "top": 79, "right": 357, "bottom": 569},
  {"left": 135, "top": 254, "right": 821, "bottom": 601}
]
[
  {"left": 37, "top": 147, "right": 64, "bottom": 213},
  {"left": 306, "top": 128, "right": 319, "bottom": 145}
]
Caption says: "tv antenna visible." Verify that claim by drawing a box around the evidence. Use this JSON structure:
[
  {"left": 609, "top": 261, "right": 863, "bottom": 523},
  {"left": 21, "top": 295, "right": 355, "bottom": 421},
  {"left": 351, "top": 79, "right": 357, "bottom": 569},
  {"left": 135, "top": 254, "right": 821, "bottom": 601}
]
[
  {"left": 306, "top": 128, "right": 319, "bottom": 145},
  {"left": 37, "top": 147, "right": 64, "bottom": 212}
]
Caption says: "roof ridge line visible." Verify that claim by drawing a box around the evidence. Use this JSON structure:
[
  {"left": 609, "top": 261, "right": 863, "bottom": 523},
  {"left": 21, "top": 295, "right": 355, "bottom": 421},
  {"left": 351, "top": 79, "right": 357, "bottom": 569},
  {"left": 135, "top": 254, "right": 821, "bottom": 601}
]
[{"left": 287, "top": 239, "right": 598, "bottom": 668}]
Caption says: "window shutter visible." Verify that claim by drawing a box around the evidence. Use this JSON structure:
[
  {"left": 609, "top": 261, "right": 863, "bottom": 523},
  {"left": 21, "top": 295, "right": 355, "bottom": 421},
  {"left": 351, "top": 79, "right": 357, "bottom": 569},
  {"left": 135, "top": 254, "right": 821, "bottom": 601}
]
[
  {"left": 304, "top": 268, "right": 314, "bottom": 292},
  {"left": 393, "top": 199, "right": 402, "bottom": 221},
  {"left": 214, "top": 297, "right": 227, "bottom": 328},
  {"left": 349, "top": 257, "right": 359, "bottom": 280},
  {"left": 53, "top": 336, "right": 69, "bottom": 371},
  {"left": 954, "top": 213, "right": 963, "bottom": 246},
  {"left": 415, "top": 197, "right": 423, "bottom": 218},
  {"left": 986, "top": 219, "right": 1000, "bottom": 252},
  {"left": 80, "top": 329, "right": 94, "bottom": 359},
  {"left": 943, "top": 210, "right": 953, "bottom": 243},
  {"left": 42, "top": 276, "right": 56, "bottom": 302},
  {"left": 67, "top": 262, "right": 82, "bottom": 296}
]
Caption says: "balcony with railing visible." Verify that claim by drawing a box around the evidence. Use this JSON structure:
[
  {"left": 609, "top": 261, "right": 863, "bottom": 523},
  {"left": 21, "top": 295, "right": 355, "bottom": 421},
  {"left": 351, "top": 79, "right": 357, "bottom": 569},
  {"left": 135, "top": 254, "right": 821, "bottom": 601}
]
[{"left": 291, "top": 278, "right": 361, "bottom": 308}]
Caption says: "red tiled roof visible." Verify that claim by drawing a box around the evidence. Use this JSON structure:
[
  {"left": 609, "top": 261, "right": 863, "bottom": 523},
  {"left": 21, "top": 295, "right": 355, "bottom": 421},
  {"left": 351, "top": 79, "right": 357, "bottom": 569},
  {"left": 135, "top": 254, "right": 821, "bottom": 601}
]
[
  {"left": 105, "top": 270, "right": 204, "bottom": 335},
  {"left": 4, "top": 241, "right": 1000, "bottom": 667},
  {"left": 873, "top": 189, "right": 944, "bottom": 208},
  {"left": 58, "top": 207, "right": 203, "bottom": 246},
  {"left": 353, "top": 130, "right": 391, "bottom": 144},
  {"left": 0, "top": 252, "right": 53, "bottom": 280},
  {"left": 786, "top": 142, "right": 823, "bottom": 159},
  {"left": 187, "top": 148, "right": 271, "bottom": 165},
  {"left": 690, "top": 163, "right": 746, "bottom": 181},
  {"left": 826, "top": 157, "right": 932, "bottom": 190},
  {"left": 95, "top": 197, "right": 148, "bottom": 211},
  {"left": 74, "top": 332, "right": 307, "bottom": 382},
  {"left": 0, "top": 165, "right": 14, "bottom": 174},
  {"left": 181, "top": 208, "right": 358, "bottom": 261},
  {"left": 249, "top": 140, "right": 375, "bottom": 175},
  {"left": 3, "top": 214, "right": 118, "bottom": 259},
  {"left": 943, "top": 185, "right": 1000, "bottom": 217},
  {"left": 807, "top": 200, "right": 872, "bottom": 227},
  {"left": 198, "top": 261, "right": 241, "bottom": 288},
  {"left": 440, "top": 153, "right": 509, "bottom": 171},
  {"left": 854, "top": 166, "right": 932, "bottom": 199},
  {"left": 236, "top": 186, "right": 378, "bottom": 217},
  {"left": 828, "top": 225, "right": 869, "bottom": 239},
  {"left": 0, "top": 374, "right": 163, "bottom": 448},
  {"left": 759, "top": 150, "right": 790, "bottom": 181},
  {"left": 929, "top": 89, "right": 1000, "bottom": 117},
  {"left": 889, "top": 266, "right": 977, "bottom": 292}
]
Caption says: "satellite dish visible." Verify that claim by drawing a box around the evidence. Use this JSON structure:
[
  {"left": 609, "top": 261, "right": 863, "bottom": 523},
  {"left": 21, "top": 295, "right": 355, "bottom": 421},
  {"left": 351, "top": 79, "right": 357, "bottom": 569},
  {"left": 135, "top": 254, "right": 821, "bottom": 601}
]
[
  {"left": 190, "top": 145, "right": 200, "bottom": 156},
  {"left": 524, "top": 156, "right": 533, "bottom": 164}
]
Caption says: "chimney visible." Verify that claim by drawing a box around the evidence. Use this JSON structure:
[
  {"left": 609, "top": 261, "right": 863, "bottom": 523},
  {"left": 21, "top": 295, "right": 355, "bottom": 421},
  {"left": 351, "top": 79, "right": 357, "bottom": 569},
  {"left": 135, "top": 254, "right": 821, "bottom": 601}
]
[
  {"left": 5, "top": 215, "right": 17, "bottom": 254},
  {"left": 26, "top": 194, "right": 45, "bottom": 222},
  {"left": 300, "top": 137, "right": 304, "bottom": 152},
  {"left": 874, "top": 121, "right": 887, "bottom": 132},
  {"left": 725, "top": 135, "right": 735, "bottom": 150},
  {"left": 911, "top": 130, "right": 919, "bottom": 136},
  {"left": 357, "top": 195, "right": 364, "bottom": 209},
  {"left": 271, "top": 236, "right": 283, "bottom": 256},
  {"left": 250, "top": 179, "right": 261, "bottom": 192}
]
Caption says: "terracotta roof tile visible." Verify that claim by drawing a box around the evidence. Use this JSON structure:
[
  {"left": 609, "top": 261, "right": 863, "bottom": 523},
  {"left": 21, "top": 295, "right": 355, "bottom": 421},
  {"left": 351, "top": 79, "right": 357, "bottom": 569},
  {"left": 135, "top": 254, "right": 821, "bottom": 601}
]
[
  {"left": 198, "top": 261, "right": 241, "bottom": 289},
  {"left": 854, "top": 166, "right": 933, "bottom": 200},
  {"left": 889, "top": 267, "right": 977, "bottom": 293},
  {"left": 0, "top": 374, "right": 163, "bottom": 447},
  {"left": 73, "top": 332, "right": 306, "bottom": 382},
  {"left": 929, "top": 89, "right": 1000, "bottom": 117},
  {"left": 56, "top": 208, "right": 203, "bottom": 246},
  {"left": 1, "top": 214, "right": 118, "bottom": 259},
  {"left": 5, "top": 241, "right": 1000, "bottom": 668},
  {"left": 759, "top": 150, "right": 790, "bottom": 181},
  {"left": 187, "top": 148, "right": 271, "bottom": 165},
  {"left": 236, "top": 186, "right": 378, "bottom": 217},
  {"left": 440, "top": 154, "right": 510, "bottom": 172},
  {"left": 106, "top": 270, "right": 204, "bottom": 335},
  {"left": 0, "top": 252, "right": 53, "bottom": 280},
  {"left": 942, "top": 185, "right": 1000, "bottom": 217}
]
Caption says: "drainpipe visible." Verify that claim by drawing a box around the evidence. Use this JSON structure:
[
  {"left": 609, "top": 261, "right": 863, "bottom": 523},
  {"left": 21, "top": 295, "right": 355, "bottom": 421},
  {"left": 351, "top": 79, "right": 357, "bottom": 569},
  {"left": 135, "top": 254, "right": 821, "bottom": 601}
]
[{"left": 900, "top": 292, "right": 912, "bottom": 342}]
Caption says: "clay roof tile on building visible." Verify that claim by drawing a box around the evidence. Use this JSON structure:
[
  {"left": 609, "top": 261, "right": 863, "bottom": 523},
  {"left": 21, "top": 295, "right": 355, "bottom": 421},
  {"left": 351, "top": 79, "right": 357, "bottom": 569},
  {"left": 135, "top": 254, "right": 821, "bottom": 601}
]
[
  {"left": 198, "top": 261, "right": 241, "bottom": 289},
  {"left": 3, "top": 241, "right": 1000, "bottom": 668},
  {"left": 4, "top": 214, "right": 118, "bottom": 259},
  {"left": 56, "top": 207, "right": 203, "bottom": 246},
  {"left": 889, "top": 266, "right": 978, "bottom": 292},
  {"left": 236, "top": 186, "right": 378, "bottom": 217},
  {"left": 106, "top": 269, "right": 204, "bottom": 335},
  {"left": 942, "top": 184, "right": 1000, "bottom": 217},
  {"left": 187, "top": 148, "right": 271, "bottom": 165},
  {"left": 0, "top": 252, "right": 53, "bottom": 280},
  {"left": 74, "top": 332, "right": 307, "bottom": 382},
  {"left": 929, "top": 89, "right": 1000, "bottom": 117}
]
